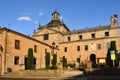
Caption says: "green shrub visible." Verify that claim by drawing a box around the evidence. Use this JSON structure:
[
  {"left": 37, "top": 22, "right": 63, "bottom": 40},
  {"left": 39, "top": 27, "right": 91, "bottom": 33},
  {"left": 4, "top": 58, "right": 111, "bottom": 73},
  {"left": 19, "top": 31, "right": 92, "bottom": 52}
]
[
  {"left": 27, "top": 48, "right": 34, "bottom": 69},
  {"left": 45, "top": 52, "right": 50, "bottom": 69},
  {"left": 63, "top": 56, "right": 67, "bottom": 67},
  {"left": 106, "top": 41, "right": 119, "bottom": 68},
  {"left": 52, "top": 54, "right": 57, "bottom": 69}
]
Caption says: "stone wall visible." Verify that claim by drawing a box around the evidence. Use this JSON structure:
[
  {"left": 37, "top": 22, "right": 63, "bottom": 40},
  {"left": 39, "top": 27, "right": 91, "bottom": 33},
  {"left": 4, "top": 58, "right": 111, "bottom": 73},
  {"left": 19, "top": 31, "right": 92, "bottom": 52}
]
[{"left": 19, "top": 70, "right": 63, "bottom": 77}]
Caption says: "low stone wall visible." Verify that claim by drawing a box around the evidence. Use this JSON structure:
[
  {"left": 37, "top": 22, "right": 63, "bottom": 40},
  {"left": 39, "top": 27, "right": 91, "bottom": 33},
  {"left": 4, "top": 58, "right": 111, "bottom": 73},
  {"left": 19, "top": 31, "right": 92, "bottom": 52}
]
[{"left": 19, "top": 70, "right": 63, "bottom": 77}]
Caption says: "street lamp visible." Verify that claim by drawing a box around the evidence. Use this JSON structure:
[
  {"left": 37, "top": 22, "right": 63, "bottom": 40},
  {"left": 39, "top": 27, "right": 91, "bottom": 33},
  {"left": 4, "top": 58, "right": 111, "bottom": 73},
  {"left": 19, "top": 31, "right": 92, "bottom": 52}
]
[{"left": 52, "top": 42, "right": 55, "bottom": 55}]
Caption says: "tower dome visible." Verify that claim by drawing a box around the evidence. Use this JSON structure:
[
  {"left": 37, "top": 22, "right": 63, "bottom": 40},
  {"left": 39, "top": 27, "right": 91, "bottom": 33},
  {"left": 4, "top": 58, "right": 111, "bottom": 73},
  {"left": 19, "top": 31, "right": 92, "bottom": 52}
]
[{"left": 52, "top": 10, "right": 60, "bottom": 20}]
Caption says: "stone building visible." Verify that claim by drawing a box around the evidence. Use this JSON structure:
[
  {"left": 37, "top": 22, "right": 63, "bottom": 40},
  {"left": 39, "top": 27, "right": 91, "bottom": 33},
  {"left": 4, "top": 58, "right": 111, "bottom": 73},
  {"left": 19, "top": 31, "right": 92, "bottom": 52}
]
[
  {"left": 33, "top": 10, "right": 120, "bottom": 65},
  {"left": 0, "top": 28, "right": 59, "bottom": 75},
  {"left": 0, "top": 10, "right": 120, "bottom": 75}
]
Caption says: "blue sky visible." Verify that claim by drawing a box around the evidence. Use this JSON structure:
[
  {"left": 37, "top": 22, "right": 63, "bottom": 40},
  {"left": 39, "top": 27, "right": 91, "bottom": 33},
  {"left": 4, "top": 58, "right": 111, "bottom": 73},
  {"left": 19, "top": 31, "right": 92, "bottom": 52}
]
[{"left": 0, "top": 0, "right": 120, "bottom": 35}]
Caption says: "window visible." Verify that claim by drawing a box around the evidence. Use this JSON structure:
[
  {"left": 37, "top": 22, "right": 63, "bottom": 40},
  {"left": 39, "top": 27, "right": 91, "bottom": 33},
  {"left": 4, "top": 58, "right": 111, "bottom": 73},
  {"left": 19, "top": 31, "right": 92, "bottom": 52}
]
[
  {"left": 77, "top": 46, "right": 80, "bottom": 51},
  {"left": 105, "top": 32, "right": 109, "bottom": 37},
  {"left": 77, "top": 58, "right": 80, "bottom": 63},
  {"left": 68, "top": 37, "right": 71, "bottom": 41},
  {"left": 14, "top": 56, "right": 19, "bottom": 65},
  {"left": 15, "top": 40, "right": 20, "bottom": 49},
  {"left": 113, "top": 19, "right": 117, "bottom": 24},
  {"left": 79, "top": 35, "right": 82, "bottom": 40},
  {"left": 91, "top": 33, "right": 95, "bottom": 39},
  {"left": 64, "top": 47, "right": 67, "bottom": 52},
  {"left": 45, "top": 49, "right": 47, "bottom": 53},
  {"left": 106, "top": 43, "right": 110, "bottom": 49},
  {"left": 98, "top": 44, "right": 101, "bottom": 50},
  {"left": 44, "top": 34, "right": 49, "bottom": 40},
  {"left": 34, "top": 45, "right": 37, "bottom": 53},
  {"left": 85, "top": 45, "right": 88, "bottom": 51}
]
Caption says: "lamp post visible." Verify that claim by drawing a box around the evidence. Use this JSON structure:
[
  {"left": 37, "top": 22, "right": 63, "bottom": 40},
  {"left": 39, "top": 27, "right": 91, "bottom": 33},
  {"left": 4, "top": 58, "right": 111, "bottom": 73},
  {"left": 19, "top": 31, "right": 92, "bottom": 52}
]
[
  {"left": 52, "top": 42, "right": 55, "bottom": 55},
  {"left": 51, "top": 42, "right": 55, "bottom": 67}
]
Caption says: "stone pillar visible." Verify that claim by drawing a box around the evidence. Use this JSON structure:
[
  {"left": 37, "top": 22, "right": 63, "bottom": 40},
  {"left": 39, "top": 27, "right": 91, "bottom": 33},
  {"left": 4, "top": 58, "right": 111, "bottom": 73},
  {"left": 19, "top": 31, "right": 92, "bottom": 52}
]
[
  {"left": 75, "top": 62, "right": 79, "bottom": 68},
  {"left": 57, "top": 62, "right": 63, "bottom": 76},
  {"left": 86, "top": 61, "right": 92, "bottom": 72}
]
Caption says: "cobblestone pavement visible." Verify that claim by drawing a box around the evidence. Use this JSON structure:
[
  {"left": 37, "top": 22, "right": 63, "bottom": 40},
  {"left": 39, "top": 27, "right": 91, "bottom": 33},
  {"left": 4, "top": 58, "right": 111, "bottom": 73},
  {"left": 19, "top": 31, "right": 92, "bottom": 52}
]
[{"left": 0, "top": 70, "right": 86, "bottom": 80}]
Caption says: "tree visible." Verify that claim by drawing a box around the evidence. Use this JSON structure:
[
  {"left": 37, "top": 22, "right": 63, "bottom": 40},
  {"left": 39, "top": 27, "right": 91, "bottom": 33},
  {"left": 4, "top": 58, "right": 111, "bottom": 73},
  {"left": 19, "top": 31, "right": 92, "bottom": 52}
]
[
  {"left": 106, "top": 48, "right": 113, "bottom": 67},
  {"left": 52, "top": 54, "right": 57, "bottom": 69},
  {"left": 27, "top": 48, "right": 34, "bottom": 69},
  {"left": 63, "top": 56, "right": 67, "bottom": 67},
  {"left": 45, "top": 52, "right": 50, "bottom": 69},
  {"left": 106, "top": 41, "right": 119, "bottom": 68}
]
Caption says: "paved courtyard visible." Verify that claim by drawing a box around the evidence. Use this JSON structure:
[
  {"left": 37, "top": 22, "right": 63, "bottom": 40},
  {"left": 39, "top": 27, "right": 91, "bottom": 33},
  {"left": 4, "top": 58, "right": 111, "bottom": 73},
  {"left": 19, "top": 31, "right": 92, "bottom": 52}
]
[{"left": 1, "top": 69, "right": 120, "bottom": 80}]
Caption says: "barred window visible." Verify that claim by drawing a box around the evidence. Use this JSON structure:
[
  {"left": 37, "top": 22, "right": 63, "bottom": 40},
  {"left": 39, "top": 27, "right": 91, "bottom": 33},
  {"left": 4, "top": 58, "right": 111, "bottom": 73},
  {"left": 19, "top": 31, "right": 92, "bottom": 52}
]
[
  {"left": 14, "top": 56, "right": 19, "bottom": 65},
  {"left": 105, "top": 32, "right": 109, "bottom": 37},
  {"left": 68, "top": 37, "right": 71, "bottom": 41},
  {"left": 85, "top": 45, "right": 88, "bottom": 51},
  {"left": 44, "top": 34, "right": 49, "bottom": 40},
  {"left": 15, "top": 40, "right": 20, "bottom": 49},
  {"left": 98, "top": 44, "right": 101, "bottom": 50},
  {"left": 64, "top": 47, "right": 67, "bottom": 52},
  {"left": 91, "top": 33, "right": 95, "bottom": 39},
  {"left": 34, "top": 45, "right": 37, "bottom": 53},
  {"left": 77, "top": 46, "right": 80, "bottom": 51},
  {"left": 79, "top": 35, "right": 82, "bottom": 40}
]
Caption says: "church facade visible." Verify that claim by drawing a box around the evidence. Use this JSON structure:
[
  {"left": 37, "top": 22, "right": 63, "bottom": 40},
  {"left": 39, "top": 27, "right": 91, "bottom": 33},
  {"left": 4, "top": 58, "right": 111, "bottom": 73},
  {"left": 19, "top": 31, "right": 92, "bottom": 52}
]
[
  {"left": 33, "top": 10, "right": 120, "bottom": 65},
  {"left": 0, "top": 10, "right": 120, "bottom": 75}
]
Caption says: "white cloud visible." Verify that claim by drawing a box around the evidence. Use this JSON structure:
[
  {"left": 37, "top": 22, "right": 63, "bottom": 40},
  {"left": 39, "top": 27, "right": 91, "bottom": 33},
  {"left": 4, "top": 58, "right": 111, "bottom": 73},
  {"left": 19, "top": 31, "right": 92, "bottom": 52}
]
[
  {"left": 18, "top": 16, "right": 32, "bottom": 21},
  {"left": 60, "top": 16, "right": 67, "bottom": 21},
  {"left": 38, "top": 12, "right": 43, "bottom": 16},
  {"left": 60, "top": 16, "right": 63, "bottom": 19}
]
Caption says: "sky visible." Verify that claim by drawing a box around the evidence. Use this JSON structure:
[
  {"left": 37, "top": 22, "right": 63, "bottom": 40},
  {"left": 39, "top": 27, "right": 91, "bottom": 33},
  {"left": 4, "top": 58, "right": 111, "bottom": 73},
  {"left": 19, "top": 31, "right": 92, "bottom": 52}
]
[{"left": 0, "top": 0, "right": 120, "bottom": 35}]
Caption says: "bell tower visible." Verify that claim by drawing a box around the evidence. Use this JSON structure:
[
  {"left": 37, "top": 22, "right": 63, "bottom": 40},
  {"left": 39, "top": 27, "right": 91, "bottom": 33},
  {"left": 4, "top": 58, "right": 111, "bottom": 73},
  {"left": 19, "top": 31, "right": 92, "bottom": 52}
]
[
  {"left": 52, "top": 10, "right": 60, "bottom": 20},
  {"left": 110, "top": 14, "right": 119, "bottom": 28}
]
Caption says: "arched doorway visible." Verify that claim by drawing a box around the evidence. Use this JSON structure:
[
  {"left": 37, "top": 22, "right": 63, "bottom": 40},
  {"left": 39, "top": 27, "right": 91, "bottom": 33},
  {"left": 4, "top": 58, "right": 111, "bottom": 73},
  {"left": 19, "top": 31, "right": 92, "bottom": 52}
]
[
  {"left": 33, "top": 57, "right": 36, "bottom": 69},
  {"left": 24, "top": 56, "right": 27, "bottom": 70},
  {"left": 90, "top": 54, "right": 96, "bottom": 64}
]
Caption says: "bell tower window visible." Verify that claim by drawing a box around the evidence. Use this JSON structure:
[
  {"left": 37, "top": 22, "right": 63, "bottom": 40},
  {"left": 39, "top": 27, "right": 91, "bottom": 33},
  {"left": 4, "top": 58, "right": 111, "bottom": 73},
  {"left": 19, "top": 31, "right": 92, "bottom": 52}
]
[
  {"left": 113, "top": 19, "right": 117, "bottom": 24},
  {"left": 110, "top": 14, "right": 118, "bottom": 27},
  {"left": 52, "top": 10, "right": 60, "bottom": 20}
]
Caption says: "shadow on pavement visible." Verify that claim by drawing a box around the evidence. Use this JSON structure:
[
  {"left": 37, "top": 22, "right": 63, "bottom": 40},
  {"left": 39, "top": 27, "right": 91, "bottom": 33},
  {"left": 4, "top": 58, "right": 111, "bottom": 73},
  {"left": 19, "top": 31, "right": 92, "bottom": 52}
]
[{"left": 63, "top": 68, "right": 120, "bottom": 80}]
